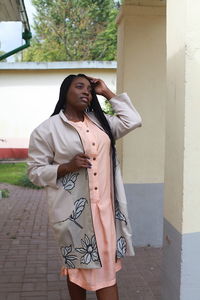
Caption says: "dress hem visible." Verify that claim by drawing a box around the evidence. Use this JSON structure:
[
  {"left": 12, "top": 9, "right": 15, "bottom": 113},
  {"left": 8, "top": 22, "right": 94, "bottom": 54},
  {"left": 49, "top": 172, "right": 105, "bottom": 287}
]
[{"left": 65, "top": 264, "right": 122, "bottom": 291}]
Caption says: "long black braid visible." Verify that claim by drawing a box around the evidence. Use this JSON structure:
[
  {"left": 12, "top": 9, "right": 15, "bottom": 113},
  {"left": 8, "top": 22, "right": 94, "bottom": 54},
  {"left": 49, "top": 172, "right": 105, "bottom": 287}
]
[{"left": 51, "top": 74, "right": 117, "bottom": 198}]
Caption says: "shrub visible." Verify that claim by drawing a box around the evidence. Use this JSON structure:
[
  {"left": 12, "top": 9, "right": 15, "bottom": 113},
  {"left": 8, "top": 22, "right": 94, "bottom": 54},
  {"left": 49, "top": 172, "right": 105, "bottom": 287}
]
[
  {"left": 1, "top": 189, "right": 10, "bottom": 198},
  {"left": 18, "top": 174, "right": 42, "bottom": 189}
]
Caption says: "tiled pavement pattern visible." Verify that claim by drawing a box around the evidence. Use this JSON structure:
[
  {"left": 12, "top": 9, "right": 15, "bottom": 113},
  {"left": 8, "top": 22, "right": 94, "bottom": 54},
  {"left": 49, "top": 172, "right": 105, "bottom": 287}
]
[{"left": 0, "top": 183, "right": 162, "bottom": 300}]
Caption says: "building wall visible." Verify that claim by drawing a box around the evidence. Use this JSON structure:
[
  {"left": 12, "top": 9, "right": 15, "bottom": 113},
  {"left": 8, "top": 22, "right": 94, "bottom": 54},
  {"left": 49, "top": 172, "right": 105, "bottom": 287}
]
[
  {"left": 117, "top": 3, "right": 166, "bottom": 246},
  {"left": 0, "top": 62, "right": 116, "bottom": 159},
  {"left": 162, "top": 1, "right": 200, "bottom": 298}
]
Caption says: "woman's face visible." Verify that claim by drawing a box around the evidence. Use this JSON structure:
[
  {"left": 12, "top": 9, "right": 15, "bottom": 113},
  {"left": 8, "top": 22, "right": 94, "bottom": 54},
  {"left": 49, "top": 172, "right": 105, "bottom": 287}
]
[{"left": 65, "top": 76, "right": 93, "bottom": 112}]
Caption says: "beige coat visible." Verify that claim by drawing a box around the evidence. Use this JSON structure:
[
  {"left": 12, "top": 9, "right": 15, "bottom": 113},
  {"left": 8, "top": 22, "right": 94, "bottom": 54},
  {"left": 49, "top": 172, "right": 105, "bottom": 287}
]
[{"left": 28, "top": 93, "right": 142, "bottom": 269}]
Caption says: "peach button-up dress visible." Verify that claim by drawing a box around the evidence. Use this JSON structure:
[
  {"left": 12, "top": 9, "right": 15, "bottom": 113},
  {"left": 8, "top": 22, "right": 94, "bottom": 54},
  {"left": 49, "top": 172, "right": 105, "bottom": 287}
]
[{"left": 61, "top": 115, "right": 121, "bottom": 291}]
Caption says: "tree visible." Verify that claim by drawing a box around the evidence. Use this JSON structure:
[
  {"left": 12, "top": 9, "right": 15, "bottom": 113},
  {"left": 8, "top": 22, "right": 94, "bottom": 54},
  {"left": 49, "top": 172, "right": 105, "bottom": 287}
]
[
  {"left": 23, "top": 0, "right": 119, "bottom": 62},
  {"left": 91, "top": 9, "right": 118, "bottom": 60}
]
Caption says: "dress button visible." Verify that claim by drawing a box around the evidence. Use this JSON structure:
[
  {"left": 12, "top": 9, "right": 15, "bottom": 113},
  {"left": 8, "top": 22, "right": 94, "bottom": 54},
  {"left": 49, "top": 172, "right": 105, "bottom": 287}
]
[
  {"left": 92, "top": 142, "right": 95, "bottom": 146},
  {"left": 93, "top": 157, "right": 96, "bottom": 161},
  {"left": 94, "top": 187, "right": 98, "bottom": 190},
  {"left": 86, "top": 129, "right": 89, "bottom": 132},
  {"left": 94, "top": 172, "right": 97, "bottom": 176}
]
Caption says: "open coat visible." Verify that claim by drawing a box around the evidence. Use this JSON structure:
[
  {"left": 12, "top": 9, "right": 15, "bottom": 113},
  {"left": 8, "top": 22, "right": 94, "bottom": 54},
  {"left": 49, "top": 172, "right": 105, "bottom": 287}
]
[{"left": 28, "top": 93, "right": 142, "bottom": 269}]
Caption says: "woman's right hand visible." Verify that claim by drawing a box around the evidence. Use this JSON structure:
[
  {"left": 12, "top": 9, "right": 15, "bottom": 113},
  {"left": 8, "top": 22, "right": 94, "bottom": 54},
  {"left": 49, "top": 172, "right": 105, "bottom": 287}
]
[
  {"left": 57, "top": 153, "right": 91, "bottom": 178},
  {"left": 66, "top": 153, "right": 91, "bottom": 172}
]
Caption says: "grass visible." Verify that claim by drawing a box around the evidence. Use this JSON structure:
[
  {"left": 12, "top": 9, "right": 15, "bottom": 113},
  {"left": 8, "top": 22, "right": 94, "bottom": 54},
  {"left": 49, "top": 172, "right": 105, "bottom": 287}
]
[{"left": 0, "top": 162, "right": 41, "bottom": 189}]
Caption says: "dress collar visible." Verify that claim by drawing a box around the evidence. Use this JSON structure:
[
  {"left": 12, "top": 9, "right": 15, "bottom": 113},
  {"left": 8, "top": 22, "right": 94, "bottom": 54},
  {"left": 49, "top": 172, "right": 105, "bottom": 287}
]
[{"left": 59, "top": 110, "right": 104, "bottom": 131}]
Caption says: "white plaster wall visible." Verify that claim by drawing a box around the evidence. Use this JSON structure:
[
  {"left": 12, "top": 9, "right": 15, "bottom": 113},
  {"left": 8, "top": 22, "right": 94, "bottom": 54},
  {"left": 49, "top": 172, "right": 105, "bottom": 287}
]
[
  {"left": 117, "top": 4, "right": 166, "bottom": 184},
  {"left": 183, "top": 1, "right": 200, "bottom": 234},
  {"left": 164, "top": 0, "right": 186, "bottom": 233},
  {"left": 0, "top": 65, "right": 116, "bottom": 149},
  {"left": 165, "top": 0, "right": 200, "bottom": 234}
]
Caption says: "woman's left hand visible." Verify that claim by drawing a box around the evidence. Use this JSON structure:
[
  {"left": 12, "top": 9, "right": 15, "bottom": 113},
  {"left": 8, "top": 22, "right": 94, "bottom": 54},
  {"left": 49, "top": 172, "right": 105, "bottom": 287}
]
[{"left": 87, "top": 76, "right": 116, "bottom": 100}]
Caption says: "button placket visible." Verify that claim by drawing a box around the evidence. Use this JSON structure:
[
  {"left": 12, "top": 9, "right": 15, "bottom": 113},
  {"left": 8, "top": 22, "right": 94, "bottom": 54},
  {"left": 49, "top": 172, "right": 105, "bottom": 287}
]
[
  {"left": 82, "top": 119, "right": 100, "bottom": 202},
  {"left": 89, "top": 156, "right": 100, "bottom": 202}
]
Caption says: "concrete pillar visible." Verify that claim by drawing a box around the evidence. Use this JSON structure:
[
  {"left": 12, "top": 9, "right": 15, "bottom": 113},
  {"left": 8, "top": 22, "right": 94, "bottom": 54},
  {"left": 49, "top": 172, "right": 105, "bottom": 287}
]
[
  {"left": 116, "top": 1, "right": 166, "bottom": 246},
  {"left": 162, "top": 0, "right": 200, "bottom": 299}
]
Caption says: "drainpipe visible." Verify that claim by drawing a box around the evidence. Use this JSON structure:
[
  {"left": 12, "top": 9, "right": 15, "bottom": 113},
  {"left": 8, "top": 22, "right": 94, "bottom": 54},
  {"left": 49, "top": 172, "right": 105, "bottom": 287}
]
[
  {"left": 0, "top": 30, "right": 32, "bottom": 61},
  {"left": 0, "top": 0, "right": 32, "bottom": 61}
]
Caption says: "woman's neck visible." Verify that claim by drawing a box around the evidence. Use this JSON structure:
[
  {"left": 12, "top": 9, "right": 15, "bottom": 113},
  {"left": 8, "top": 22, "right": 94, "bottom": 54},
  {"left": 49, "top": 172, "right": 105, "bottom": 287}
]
[{"left": 64, "top": 108, "right": 84, "bottom": 122}]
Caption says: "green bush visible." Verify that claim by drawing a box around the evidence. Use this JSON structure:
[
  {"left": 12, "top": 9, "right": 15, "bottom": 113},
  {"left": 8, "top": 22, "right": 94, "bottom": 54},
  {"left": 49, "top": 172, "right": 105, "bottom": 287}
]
[
  {"left": 1, "top": 189, "right": 9, "bottom": 198},
  {"left": 18, "top": 174, "right": 42, "bottom": 189}
]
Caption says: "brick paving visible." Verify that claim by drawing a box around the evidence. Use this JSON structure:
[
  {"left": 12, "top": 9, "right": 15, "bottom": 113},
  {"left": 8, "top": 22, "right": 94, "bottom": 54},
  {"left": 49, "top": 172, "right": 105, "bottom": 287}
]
[{"left": 0, "top": 183, "right": 162, "bottom": 300}]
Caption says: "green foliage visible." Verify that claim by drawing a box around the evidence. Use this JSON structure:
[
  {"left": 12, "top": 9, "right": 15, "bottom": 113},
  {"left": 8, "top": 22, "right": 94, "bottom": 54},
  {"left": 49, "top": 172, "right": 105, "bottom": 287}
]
[
  {"left": 102, "top": 99, "right": 115, "bottom": 115},
  {"left": 91, "top": 9, "right": 118, "bottom": 60},
  {"left": 22, "top": 0, "right": 119, "bottom": 62},
  {"left": 0, "top": 50, "right": 7, "bottom": 62},
  {"left": 18, "top": 174, "right": 42, "bottom": 189},
  {"left": 1, "top": 189, "right": 9, "bottom": 198},
  {"left": 0, "top": 163, "right": 41, "bottom": 189}
]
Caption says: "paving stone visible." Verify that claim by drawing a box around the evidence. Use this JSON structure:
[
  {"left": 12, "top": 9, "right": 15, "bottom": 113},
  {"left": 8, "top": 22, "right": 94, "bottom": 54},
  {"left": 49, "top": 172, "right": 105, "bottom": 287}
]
[
  {"left": 47, "top": 291, "right": 60, "bottom": 300},
  {"left": 0, "top": 183, "right": 162, "bottom": 300},
  {"left": 6, "top": 293, "right": 21, "bottom": 300},
  {"left": 0, "top": 283, "right": 22, "bottom": 292},
  {"left": 0, "top": 293, "right": 7, "bottom": 300},
  {"left": 21, "top": 291, "right": 47, "bottom": 297}
]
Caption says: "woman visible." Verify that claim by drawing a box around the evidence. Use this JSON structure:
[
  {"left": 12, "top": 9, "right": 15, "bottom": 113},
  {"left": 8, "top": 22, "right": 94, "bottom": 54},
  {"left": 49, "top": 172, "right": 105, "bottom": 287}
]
[{"left": 28, "top": 74, "right": 142, "bottom": 300}]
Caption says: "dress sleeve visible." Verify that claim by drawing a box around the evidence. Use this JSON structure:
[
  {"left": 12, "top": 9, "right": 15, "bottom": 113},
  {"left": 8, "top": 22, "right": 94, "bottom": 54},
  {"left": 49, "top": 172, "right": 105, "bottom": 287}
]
[
  {"left": 27, "top": 126, "right": 59, "bottom": 188},
  {"left": 105, "top": 93, "right": 142, "bottom": 140}
]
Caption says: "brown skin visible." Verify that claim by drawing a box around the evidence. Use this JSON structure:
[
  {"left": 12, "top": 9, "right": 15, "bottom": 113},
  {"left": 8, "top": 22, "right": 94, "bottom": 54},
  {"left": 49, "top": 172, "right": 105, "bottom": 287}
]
[
  {"left": 64, "top": 77, "right": 93, "bottom": 122},
  {"left": 57, "top": 76, "right": 116, "bottom": 179}
]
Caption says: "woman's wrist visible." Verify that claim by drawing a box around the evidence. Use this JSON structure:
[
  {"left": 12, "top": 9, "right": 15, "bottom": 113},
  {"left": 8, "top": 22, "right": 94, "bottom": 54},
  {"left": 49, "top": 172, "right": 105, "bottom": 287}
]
[
  {"left": 102, "top": 89, "right": 116, "bottom": 100},
  {"left": 57, "top": 163, "right": 71, "bottom": 179}
]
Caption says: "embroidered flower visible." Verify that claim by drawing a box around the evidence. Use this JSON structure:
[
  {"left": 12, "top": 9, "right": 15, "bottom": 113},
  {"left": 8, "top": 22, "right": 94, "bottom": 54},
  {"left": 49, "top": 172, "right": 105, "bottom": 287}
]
[
  {"left": 115, "top": 205, "right": 127, "bottom": 225},
  {"left": 116, "top": 236, "right": 127, "bottom": 258},
  {"left": 60, "top": 245, "right": 77, "bottom": 268},
  {"left": 68, "top": 198, "right": 88, "bottom": 228},
  {"left": 55, "top": 198, "right": 87, "bottom": 228},
  {"left": 62, "top": 172, "right": 79, "bottom": 193},
  {"left": 75, "top": 234, "right": 99, "bottom": 264}
]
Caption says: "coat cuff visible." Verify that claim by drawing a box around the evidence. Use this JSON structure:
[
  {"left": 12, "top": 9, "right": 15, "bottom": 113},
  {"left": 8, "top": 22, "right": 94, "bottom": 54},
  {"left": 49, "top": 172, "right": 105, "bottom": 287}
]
[{"left": 28, "top": 163, "right": 59, "bottom": 189}]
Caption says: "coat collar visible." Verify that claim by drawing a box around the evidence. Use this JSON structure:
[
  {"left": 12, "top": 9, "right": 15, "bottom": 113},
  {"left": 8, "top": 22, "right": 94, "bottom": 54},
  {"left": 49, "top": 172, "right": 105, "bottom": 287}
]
[{"left": 59, "top": 110, "right": 104, "bottom": 132}]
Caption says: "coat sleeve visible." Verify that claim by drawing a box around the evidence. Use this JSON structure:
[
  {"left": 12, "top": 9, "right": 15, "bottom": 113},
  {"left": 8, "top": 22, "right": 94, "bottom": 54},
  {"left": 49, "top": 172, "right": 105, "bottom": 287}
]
[
  {"left": 27, "top": 124, "right": 59, "bottom": 188},
  {"left": 105, "top": 93, "right": 142, "bottom": 140}
]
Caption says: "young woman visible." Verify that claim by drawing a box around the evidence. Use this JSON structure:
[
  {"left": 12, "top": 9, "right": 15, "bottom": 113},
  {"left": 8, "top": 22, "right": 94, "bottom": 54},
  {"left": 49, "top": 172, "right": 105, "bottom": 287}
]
[{"left": 28, "top": 74, "right": 142, "bottom": 300}]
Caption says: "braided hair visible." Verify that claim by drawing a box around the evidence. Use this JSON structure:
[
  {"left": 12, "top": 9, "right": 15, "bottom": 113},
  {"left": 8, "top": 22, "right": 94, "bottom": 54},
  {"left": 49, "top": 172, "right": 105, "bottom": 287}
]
[{"left": 51, "top": 74, "right": 117, "bottom": 177}]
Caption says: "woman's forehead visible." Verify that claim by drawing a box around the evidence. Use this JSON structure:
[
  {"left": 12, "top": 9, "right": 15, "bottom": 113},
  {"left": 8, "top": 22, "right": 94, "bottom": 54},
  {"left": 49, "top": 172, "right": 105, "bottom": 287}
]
[{"left": 72, "top": 76, "right": 91, "bottom": 86}]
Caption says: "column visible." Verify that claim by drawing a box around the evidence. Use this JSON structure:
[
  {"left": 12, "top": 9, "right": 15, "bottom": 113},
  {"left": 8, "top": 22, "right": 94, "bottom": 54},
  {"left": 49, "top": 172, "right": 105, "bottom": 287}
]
[
  {"left": 162, "top": 0, "right": 200, "bottom": 299},
  {"left": 116, "top": 1, "right": 166, "bottom": 246}
]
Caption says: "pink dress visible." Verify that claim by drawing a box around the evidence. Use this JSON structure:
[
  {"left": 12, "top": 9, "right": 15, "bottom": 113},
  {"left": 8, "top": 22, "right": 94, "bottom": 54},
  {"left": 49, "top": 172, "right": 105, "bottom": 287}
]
[{"left": 61, "top": 115, "right": 122, "bottom": 291}]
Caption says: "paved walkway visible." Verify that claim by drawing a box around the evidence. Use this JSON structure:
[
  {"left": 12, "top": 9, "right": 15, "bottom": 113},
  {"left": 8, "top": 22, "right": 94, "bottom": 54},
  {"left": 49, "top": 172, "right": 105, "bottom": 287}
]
[{"left": 0, "top": 183, "right": 162, "bottom": 300}]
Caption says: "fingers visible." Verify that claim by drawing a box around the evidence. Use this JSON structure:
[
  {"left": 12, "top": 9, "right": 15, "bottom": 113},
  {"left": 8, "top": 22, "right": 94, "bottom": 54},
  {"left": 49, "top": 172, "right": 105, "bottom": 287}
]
[
  {"left": 81, "top": 160, "right": 92, "bottom": 169},
  {"left": 87, "top": 76, "right": 102, "bottom": 84},
  {"left": 75, "top": 153, "right": 92, "bottom": 169},
  {"left": 79, "top": 157, "right": 92, "bottom": 168},
  {"left": 87, "top": 76, "right": 98, "bottom": 81},
  {"left": 78, "top": 153, "right": 90, "bottom": 159}
]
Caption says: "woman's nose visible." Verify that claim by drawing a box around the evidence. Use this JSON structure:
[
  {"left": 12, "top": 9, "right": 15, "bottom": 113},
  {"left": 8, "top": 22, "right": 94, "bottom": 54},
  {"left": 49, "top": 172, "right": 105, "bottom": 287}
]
[{"left": 83, "top": 89, "right": 89, "bottom": 95}]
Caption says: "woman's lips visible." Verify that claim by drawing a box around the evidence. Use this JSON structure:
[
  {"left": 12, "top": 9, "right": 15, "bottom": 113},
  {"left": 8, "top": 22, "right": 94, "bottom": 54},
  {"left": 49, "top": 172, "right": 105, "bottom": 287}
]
[{"left": 80, "top": 97, "right": 89, "bottom": 104}]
